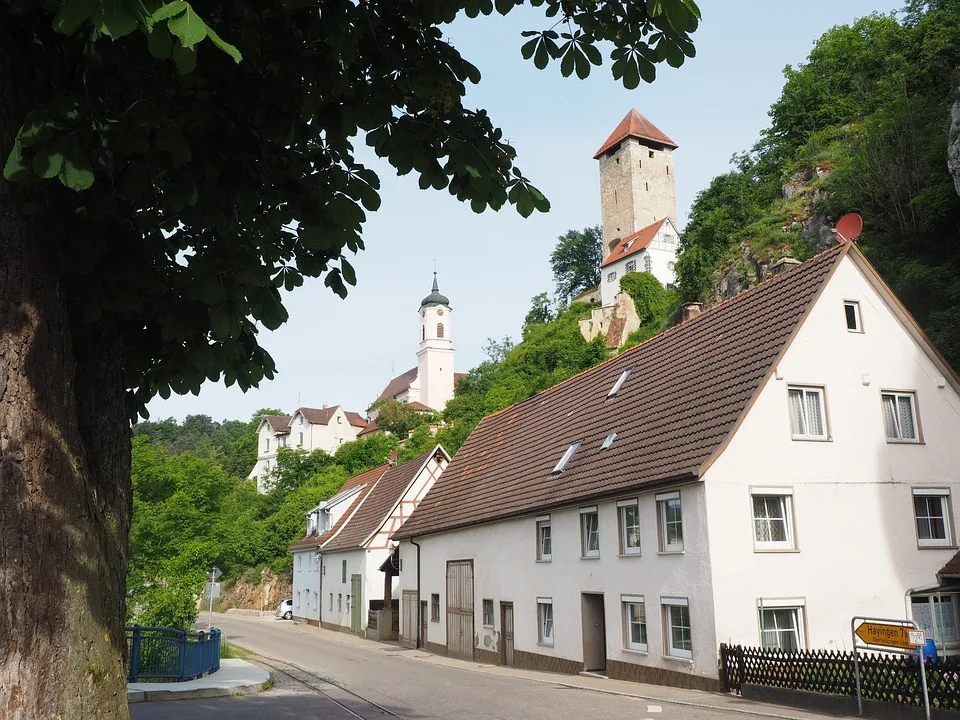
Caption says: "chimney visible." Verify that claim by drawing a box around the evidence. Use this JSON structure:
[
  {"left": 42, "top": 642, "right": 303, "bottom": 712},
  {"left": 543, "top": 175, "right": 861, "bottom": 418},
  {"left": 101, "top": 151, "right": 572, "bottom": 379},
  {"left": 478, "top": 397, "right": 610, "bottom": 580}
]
[
  {"left": 771, "top": 256, "right": 802, "bottom": 275},
  {"left": 389, "top": 450, "right": 398, "bottom": 466},
  {"left": 681, "top": 302, "right": 703, "bottom": 322}
]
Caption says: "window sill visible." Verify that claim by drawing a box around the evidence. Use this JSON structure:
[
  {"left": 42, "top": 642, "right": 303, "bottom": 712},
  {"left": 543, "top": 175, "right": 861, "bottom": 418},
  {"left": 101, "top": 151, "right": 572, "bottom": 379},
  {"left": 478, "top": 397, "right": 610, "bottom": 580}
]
[
  {"left": 535, "top": 559, "right": 552, "bottom": 564},
  {"left": 790, "top": 436, "right": 831, "bottom": 443},
  {"left": 658, "top": 550, "right": 684, "bottom": 556},
  {"left": 580, "top": 556, "right": 601, "bottom": 561},
  {"left": 538, "top": 642, "right": 555, "bottom": 648},
  {"left": 618, "top": 552, "right": 643, "bottom": 558},
  {"left": 887, "top": 439, "right": 924, "bottom": 445},
  {"left": 622, "top": 647, "right": 649, "bottom": 656},
  {"left": 663, "top": 654, "right": 694, "bottom": 664},
  {"left": 753, "top": 547, "right": 800, "bottom": 554},
  {"left": 917, "top": 543, "right": 957, "bottom": 550},
  {"left": 482, "top": 624, "right": 494, "bottom": 629}
]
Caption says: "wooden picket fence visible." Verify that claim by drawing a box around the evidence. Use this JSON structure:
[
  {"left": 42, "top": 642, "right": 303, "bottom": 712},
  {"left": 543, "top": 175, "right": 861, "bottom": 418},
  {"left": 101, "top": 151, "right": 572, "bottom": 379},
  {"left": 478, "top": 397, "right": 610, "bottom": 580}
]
[{"left": 720, "top": 643, "right": 960, "bottom": 710}]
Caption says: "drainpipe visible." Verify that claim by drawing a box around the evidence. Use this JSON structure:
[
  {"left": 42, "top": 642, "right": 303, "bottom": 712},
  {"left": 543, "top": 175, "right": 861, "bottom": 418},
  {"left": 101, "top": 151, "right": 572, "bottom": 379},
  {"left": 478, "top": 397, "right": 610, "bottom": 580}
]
[
  {"left": 317, "top": 549, "right": 323, "bottom": 627},
  {"left": 410, "top": 537, "right": 422, "bottom": 649}
]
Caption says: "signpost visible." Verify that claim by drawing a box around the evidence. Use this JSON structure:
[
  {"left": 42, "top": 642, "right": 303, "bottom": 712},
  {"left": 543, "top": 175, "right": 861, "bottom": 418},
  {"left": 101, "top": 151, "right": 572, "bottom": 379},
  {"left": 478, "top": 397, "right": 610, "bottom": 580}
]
[
  {"left": 206, "top": 567, "right": 222, "bottom": 631},
  {"left": 851, "top": 616, "right": 929, "bottom": 720}
]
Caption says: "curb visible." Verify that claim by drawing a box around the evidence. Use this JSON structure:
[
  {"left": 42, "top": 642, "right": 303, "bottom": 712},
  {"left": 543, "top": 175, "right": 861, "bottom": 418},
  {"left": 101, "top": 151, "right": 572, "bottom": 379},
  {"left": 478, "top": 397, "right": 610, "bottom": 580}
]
[{"left": 127, "top": 676, "right": 272, "bottom": 704}]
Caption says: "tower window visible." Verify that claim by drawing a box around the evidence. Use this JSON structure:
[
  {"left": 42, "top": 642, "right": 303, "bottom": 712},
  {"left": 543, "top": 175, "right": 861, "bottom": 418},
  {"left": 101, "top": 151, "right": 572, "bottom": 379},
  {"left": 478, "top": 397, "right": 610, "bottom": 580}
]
[
  {"left": 422, "top": 326, "right": 425, "bottom": 341},
  {"left": 437, "top": 323, "right": 444, "bottom": 339},
  {"left": 648, "top": 150, "right": 654, "bottom": 159},
  {"left": 666, "top": 166, "right": 670, "bottom": 175},
  {"left": 645, "top": 182, "right": 649, "bottom": 191}
]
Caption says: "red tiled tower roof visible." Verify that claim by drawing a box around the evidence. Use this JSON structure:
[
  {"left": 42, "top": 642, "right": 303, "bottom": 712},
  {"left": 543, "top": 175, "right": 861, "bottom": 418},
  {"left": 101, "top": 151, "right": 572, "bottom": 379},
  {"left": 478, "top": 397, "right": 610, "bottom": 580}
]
[{"left": 593, "top": 109, "right": 678, "bottom": 158}]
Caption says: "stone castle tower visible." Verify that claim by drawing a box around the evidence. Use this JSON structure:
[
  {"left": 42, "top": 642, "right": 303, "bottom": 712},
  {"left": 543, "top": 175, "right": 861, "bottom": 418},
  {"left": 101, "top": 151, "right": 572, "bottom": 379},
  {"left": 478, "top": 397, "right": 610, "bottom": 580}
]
[
  {"left": 595, "top": 109, "right": 678, "bottom": 259},
  {"left": 416, "top": 273, "right": 455, "bottom": 411}
]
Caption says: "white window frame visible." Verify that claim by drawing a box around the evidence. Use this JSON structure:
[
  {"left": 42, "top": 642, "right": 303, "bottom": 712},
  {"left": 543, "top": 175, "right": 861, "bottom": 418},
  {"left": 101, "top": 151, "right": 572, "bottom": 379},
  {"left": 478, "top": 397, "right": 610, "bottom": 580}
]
[
  {"left": 265, "top": 438, "right": 270, "bottom": 452},
  {"left": 657, "top": 491, "right": 684, "bottom": 553},
  {"left": 618, "top": 499, "right": 641, "bottom": 555},
  {"left": 662, "top": 597, "right": 692, "bottom": 660},
  {"left": 536, "top": 515, "right": 552, "bottom": 562},
  {"left": 607, "top": 271, "right": 617, "bottom": 283},
  {"left": 482, "top": 598, "right": 495, "bottom": 627},
  {"left": 580, "top": 506, "right": 600, "bottom": 558},
  {"left": 337, "top": 594, "right": 342, "bottom": 612},
  {"left": 911, "top": 595, "right": 960, "bottom": 647},
  {"left": 882, "top": 391, "right": 920, "bottom": 443},
  {"left": 751, "top": 488, "right": 795, "bottom": 551},
  {"left": 913, "top": 488, "right": 953, "bottom": 548},
  {"left": 643, "top": 255, "right": 653, "bottom": 273},
  {"left": 787, "top": 385, "right": 828, "bottom": 441},
  {"left": 431, "top": 593, "right": 440, "bottom": 622},
  {"left": 622, "top": 595, "right": 647, "bottom": 652},
  {"left": 757, "top": 599, "right": 806, "bottom": 651},
  {"left": 844, "top": 300, "right": 863, "bottom": 333},
  {"left": 625, "top": 259, "right": 637, "bottom": 273},
  {"left": 295, "top": 591, "right": 300, "bottom": 608},
  {"left": 538, "top": 598, "right": 554, "bottom": 646},
  {"left": 329, "top": 593, "right": 333, "bottom": 611}
]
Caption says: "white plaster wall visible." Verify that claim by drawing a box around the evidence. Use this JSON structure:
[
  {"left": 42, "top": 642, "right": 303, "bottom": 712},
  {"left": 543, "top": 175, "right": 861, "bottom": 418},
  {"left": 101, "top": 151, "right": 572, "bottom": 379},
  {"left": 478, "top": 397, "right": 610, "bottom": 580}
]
[
  {"left": 292, "top": 548, "right": 321, "bottom": 622},
  {"left": 400, "top": 483, "right": 718, "bottom": 680},
  {"left": 705, "top": 255, "right": 960, "bottom": 652},
  {"left": 600, "top": 219, "right": 679, "bottom": 307},
  {"left": 417, "top": 303, "right": 455, "bottom": 411},
  {"left": 307, "top": 407, "right": 361, "bottom": 455},
  {"left": 320, "top": 548, "right": 380, "bottom": 630}
]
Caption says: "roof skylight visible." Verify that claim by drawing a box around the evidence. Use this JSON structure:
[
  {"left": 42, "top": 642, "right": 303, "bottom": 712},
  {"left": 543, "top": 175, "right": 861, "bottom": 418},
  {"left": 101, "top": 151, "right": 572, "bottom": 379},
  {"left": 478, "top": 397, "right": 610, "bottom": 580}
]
[
  {"left": 551, "top": 442, "right": 581, "bottom": 474},
  {"left": 624, "top": 239, "right": 635, "bottom": 251},
  {"left": 601, "top": 433, "right": 617, "bottom": 450},
  {"left": 607, "top": 368, "right": 632, "bottom": 398}
]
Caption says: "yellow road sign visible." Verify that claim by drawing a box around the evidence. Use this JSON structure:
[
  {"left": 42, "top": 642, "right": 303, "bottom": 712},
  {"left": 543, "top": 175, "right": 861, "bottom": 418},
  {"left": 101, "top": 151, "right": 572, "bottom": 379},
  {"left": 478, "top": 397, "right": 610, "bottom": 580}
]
[{"left": 854, "top": 622, "right": 919, "bottom": 651}]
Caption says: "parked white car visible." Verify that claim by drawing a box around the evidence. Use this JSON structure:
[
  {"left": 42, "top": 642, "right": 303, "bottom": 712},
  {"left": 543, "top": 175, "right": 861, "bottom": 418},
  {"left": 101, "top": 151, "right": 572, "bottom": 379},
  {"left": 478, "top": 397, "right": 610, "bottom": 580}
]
[{"left": 275, "top": 598, "right": 293, "bottom": 620}]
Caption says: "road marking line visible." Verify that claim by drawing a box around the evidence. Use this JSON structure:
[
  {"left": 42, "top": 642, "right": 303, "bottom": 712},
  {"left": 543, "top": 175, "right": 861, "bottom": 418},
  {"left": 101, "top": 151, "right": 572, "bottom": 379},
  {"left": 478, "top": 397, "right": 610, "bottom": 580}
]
[{"left": 647, "top": 705, "right": 663, "bottom": 713}]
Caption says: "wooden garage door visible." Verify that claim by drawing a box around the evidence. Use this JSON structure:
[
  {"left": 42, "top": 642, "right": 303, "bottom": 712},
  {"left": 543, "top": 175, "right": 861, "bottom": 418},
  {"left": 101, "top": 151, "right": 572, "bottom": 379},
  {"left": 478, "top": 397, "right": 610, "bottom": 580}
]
[
  {"left": 446, "top": 560, "right": 474, "bottom": 660},
  {"left": 401, "top": 590, "right": 419, "bottom": 648}
]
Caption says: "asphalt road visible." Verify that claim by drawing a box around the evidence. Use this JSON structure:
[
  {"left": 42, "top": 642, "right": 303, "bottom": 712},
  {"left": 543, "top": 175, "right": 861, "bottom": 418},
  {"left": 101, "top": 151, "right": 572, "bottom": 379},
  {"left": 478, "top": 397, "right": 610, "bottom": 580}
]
[{"left": 131, "top": 613, "right": 847, "bottom": 720}]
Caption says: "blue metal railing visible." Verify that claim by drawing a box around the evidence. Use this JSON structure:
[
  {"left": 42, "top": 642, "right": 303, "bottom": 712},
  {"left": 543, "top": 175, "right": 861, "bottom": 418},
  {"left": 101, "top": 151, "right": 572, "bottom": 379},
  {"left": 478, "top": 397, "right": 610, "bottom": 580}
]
[{"left": 126, "top": 625, "right": 221, "bottom": 682}]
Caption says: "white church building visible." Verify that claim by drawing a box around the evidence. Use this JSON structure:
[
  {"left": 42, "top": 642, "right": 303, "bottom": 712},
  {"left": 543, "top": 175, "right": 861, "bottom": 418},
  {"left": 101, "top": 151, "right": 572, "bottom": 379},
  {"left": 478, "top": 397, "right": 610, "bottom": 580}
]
[
  {"left": 371, "top": 273, "right": 460, "bottom": 416},
  {"left": 393, "top": 242, "right": 960, "bottom": 691}
]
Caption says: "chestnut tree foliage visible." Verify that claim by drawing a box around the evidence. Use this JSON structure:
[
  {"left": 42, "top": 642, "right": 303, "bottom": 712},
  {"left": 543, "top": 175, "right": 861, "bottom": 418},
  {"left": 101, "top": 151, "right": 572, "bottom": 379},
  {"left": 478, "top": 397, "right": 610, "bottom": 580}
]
[{"left": 4, "top": 0, "right": 701, "bottom": 420}]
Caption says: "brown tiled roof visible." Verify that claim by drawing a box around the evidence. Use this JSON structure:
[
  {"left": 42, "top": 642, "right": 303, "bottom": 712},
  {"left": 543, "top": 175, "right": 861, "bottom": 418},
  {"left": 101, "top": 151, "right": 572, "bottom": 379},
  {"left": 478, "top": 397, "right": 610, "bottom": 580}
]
[
  {"left": 357, "top": 421, "right": 380, "bottom": 437},
  {"left": 593, "top": 109, "right": 678, "bottom": 158},
  {"left": 407, "top": 401, "right": 434, "bottom": 412},
  {"left": 600, "top": 219, "right": 666, "bottom": 269},
  {"left": 939, "top": 550, "right": 960, "bottom": 577},
  {"left": 396, "top": 245, "right": 848, "bottom": 540},
  {"left": 376, "top": 367, "right": 418, "bottom": 403},
  {"left": 344, "top": 411, "right": 368, "bottom": 429},
  {"left": 295, "top": 406, "right": 338, "bottom": 425},
  {"left": 605, "top": 316, "right": 626, "bottom": 350},
  {"left": 322, "top": 447, "right": 447, "bottom": 553},
  {"left": 288, "top": 464, "right": 388, "bottom": 551},
  {"left": 264, "top": 415, "right": 292, "bottom": 433}
]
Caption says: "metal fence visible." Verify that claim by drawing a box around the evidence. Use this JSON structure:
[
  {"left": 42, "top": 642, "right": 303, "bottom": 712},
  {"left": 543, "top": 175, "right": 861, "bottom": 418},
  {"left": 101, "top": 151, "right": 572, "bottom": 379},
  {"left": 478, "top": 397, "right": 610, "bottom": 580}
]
[
  {"left": 720, "top": 643, "right": 960, "bottom": 710},
  {"left": 126, "top": 625, "right": 221, "bottom": 682}
]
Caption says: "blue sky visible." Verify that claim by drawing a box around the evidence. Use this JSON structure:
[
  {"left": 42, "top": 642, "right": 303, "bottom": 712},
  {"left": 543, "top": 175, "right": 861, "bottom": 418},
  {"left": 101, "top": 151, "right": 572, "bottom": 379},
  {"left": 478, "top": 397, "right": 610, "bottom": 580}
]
[{"left": 148, "top": 0, "right": 901, "bottom": 424}]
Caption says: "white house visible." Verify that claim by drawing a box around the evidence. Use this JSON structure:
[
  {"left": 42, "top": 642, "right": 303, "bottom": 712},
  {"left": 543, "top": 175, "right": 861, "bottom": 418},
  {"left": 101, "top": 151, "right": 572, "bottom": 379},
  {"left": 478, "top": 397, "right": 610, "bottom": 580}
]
[
  {"left": 289, "top": 446, "right": 449, "bottom": 636},
  {"left": 371, "top": 273, "right": 463, "bottom": 416},
  {"left": 250, "top": 405, "right": 368, "bottom": 491},
  {"left": 599, "top": 217, "right": 680, "bottom": 306},
  {"left": 394, "top": 242, "right": 960, "bottom": 692}
]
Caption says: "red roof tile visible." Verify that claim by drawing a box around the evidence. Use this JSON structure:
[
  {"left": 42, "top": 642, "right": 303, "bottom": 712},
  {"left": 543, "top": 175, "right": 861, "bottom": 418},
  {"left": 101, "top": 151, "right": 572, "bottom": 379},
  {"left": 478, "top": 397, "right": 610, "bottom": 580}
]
[
  {"left": 293, "top": 406, "right": 365, "bottom": 428},
  {"left": 322, "top": 448, "right": 447, "bottom": 553},
  {"left": 344, "top": 411, "right": 368, "bottom": 429},
  {"left": 593, "top": 109, "right": 678, "bottom": 159},
  {"left": 407, "top": 401, "right": 434, "bottom": 412},
  {"left": 357, "top": 421, "right": 380, "bottom": 437},
  {"left": 600, "top": 219, "right": 666, "bottom": 269},
  {"left": 395, "top": 245, "right": 848, "bottom": 540},
  {"left": 939, "top": 550, "right": 960, "bottom": 577},
  {"left": 263, "top": 415, "right": 292, "bottom": 433},
  {"left": 605, "top": 316, "right": 626, "bottom": 350}
]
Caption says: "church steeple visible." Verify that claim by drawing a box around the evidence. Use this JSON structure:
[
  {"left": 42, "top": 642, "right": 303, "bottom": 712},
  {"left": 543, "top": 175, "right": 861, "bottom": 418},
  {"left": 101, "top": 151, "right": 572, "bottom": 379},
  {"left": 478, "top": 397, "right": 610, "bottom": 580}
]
[{"left": 417, "top": 272, "right": 454, "bottom": 411}]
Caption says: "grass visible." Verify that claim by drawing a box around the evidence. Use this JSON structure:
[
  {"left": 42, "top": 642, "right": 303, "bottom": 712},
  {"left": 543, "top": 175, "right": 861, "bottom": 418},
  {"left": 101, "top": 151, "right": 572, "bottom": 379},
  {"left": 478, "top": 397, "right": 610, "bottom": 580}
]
[{"left": 220, "top": 640, "right": 255, "bottom": 660}]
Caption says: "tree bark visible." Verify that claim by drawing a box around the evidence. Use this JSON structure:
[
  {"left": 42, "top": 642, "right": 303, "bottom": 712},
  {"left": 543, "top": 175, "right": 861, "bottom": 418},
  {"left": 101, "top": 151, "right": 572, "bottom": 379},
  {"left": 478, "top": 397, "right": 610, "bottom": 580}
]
[{"left": 0, "top": 11, "right": 132, "bottom": 720}]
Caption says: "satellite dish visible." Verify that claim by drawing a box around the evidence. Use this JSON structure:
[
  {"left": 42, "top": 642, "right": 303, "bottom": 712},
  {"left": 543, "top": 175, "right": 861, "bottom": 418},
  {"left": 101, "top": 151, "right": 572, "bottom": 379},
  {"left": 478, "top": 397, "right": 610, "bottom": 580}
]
[{"left": 835, "top": 213, "right": 863, "bottom": 244}]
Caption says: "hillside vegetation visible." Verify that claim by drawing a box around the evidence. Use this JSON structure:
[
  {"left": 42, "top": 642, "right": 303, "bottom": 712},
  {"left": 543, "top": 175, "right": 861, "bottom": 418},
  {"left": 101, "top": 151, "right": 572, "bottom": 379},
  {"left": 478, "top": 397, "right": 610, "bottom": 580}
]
[{"left": 675, "top": 1, "right": 960, "bottom": 365}]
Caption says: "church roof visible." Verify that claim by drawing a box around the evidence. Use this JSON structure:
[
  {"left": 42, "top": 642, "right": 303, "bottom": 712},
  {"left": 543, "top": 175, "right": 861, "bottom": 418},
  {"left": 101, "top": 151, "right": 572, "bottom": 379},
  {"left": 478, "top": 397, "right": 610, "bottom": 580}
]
[
  {"left": 593, "top": 109, "right": 678, "bottom": 158},
  {"left": 600, "top": 218, "right": 667, "bottom": 268},
  {"left": 420, "top": 272, "right": 450, "bottom": 308},
  {"left": 376, "top": 367, "right": 419, "bottom": 404},
  {"left": 395, "top": 244, "right": 849, "bottom": 540}
]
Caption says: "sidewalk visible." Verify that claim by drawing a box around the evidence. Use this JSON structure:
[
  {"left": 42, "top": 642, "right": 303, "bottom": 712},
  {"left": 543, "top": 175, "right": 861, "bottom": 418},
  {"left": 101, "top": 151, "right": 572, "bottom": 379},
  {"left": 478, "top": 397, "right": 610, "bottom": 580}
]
[
  {"left": 127, "top": 659, "right": 270, "bottom": 703},
  {"left": 267, "top": 617, "right": 849, "bottom": 719}
]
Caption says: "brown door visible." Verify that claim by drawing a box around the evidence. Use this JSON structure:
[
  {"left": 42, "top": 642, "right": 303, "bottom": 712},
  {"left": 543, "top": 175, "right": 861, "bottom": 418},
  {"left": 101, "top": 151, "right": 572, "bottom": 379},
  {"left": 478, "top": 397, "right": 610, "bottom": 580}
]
[
  {"left": 500, "top": 602, "right": 514, "bottom": 666},
  {"left": 401, "top": 590, "right": 418, "bottom": 648},
  {"left": 445, "top": 560, "right": 474, "bottom": 660},
  {"left": 581, "top": 593, "right": 606, "bottom": 672}
]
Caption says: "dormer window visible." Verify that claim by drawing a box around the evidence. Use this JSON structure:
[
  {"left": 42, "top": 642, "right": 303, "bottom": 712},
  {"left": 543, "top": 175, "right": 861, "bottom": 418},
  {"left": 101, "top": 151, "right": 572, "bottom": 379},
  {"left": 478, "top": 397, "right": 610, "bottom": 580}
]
[
  {"left": 552, "top": 442, "right": 581, "bottom": 474},
  {"left": 608, "top": 368, "right": 632, "bottom": 398},
  {"left": 337, "top": 416, "right": 342, "bottom": 424}
]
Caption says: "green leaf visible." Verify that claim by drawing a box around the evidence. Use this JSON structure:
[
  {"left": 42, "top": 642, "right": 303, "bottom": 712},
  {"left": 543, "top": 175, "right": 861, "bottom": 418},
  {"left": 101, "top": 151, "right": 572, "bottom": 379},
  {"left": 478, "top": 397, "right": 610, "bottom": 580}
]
[
  {"left": 53, "top": 0, "right": 98, "bottom": 34},
  {"left": 168, "top": 5, "right": 207, "bottom": 47},
  {"left": 172, "top": 43, "right": 197, "bottom": 74},
  {"left": 340, "top": 258, "right": 357, "bottom": 286},
  {"left": 520, "top": 37, "right": 539, "bottom": 60},
  {"left": 574, "top": 48, "right": 590, "bottom": 79},
  {"left": 533, "top": 39, "right": 549, "bottom": 70},
  {"left": 93, "top": 0, "right": 139, "bottom": 38},
  {"left": 560, "top": 48, "right": 574, "bottom": 77},
  {"left": 205, "top": 25, "right": 242, "bottom": 64},
  {"left": 59, "top": 134, "right": 95, "bottom": 191},
  {"left": 3, "top": 142, "right": 32, "bottom": 182},
  {"left": 32, "top": 141, "right": 65, "bottom": 179},
  {"left": 151, "top": 1, "right": 187, "bottom": 22},
  {"left": 147, "top": 24, "right": 174, "bottom": 59}
]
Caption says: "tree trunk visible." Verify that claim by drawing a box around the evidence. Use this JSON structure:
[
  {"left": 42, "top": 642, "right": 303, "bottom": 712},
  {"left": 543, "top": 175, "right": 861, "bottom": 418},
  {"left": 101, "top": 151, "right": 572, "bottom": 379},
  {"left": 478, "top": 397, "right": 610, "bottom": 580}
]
[{"left": 0, "top": 11, "right": 132, "bottom": 720}]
